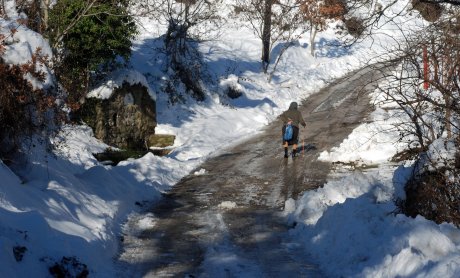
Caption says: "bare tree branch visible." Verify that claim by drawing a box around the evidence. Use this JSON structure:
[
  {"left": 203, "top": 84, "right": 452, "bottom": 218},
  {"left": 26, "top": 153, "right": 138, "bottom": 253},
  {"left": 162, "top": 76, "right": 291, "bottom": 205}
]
[{"left": 419, "top": 0, "right": 460, "bottom": 5}]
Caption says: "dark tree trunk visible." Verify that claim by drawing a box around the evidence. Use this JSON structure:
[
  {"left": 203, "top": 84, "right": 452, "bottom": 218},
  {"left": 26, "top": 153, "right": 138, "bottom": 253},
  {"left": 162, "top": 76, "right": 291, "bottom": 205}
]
[
  {"left": 261, "top": 0, "right": 273, "bottom": 71},
  {"left": 41, "top": 0, "right": 49, "bottom": 32}
]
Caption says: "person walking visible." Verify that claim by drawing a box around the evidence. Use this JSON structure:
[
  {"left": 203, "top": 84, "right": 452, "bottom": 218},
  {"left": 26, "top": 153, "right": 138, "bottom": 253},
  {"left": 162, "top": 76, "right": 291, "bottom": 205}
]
[{"left": 280, "top": 101, "right": 306, "bottom": 158}]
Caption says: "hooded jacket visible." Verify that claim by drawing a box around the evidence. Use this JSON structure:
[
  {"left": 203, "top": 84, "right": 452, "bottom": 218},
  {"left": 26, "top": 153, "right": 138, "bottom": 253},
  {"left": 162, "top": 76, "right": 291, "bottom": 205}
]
[{"left": 280, "top": 102, "right": 306, "bottom": 128}]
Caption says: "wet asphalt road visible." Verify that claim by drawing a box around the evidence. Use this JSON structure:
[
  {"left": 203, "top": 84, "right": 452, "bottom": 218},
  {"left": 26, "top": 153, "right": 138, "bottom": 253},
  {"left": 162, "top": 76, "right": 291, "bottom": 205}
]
[{"left": 117, "top": 64, "right": 385, "bottom": 277}]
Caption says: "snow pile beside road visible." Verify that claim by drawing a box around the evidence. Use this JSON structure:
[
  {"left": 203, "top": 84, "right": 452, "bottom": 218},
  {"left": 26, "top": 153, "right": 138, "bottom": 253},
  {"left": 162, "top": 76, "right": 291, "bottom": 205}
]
[
  {"left": 289, "top": 163, "right": 460, "bottom": 277},
  {"left": 0, "top": 125, "right": 167, "bottom": 276},
  {"left": 318, "top": 107, "right": 407, "bottom": 164}
]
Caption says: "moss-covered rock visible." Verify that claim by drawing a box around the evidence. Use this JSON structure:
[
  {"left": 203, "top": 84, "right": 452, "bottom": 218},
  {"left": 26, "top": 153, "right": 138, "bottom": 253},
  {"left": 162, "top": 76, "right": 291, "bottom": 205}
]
[
  {"left": 80, "top": 82, "right": 156, "bottom": 150},
  {"left": 147, "top": 134, "right": 175, "bottom": 148}
]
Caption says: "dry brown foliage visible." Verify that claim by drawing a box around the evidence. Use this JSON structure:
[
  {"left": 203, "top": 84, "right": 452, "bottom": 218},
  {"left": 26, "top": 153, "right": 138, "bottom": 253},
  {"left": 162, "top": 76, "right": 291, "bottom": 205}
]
[
  {"left": 0, "top": 34, "right": 5, "bottom": 56},
  {"left": 0, "top": 43, "right": 59, "bottom": 155},
  {"left": 300, "top": 0, "right": 346, "bottom": 28},
  {"left": 403, "top": 170, "right": 460, "bottom": 226},
  {"left": 412, "top": 0, "right": 443, "bottom": 22}
]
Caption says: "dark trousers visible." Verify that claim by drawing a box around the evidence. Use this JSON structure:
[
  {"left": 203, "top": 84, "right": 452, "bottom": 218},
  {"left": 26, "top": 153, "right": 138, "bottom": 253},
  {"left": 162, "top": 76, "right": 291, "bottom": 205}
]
[{"left": 282, "top": 125, "right": 299, "bottom": 145}]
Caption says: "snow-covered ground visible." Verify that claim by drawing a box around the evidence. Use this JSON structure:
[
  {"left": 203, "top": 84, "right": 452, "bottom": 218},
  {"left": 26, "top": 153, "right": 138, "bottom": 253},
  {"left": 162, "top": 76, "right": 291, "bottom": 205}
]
[{"left": 2, "top": 0, "right": 460, "bottom": 277}]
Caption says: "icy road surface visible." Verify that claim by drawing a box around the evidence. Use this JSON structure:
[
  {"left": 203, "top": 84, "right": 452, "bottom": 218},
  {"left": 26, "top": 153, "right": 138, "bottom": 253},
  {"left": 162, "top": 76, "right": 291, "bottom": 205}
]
[{"left": 117, "top": 64, "right": 386, "bottom": 277}]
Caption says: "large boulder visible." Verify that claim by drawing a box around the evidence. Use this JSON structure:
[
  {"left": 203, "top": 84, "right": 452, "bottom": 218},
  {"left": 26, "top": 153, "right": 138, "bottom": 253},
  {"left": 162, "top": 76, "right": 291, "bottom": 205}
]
[{"left": 81, "top": 80, "right": 156, "bottom": 150}]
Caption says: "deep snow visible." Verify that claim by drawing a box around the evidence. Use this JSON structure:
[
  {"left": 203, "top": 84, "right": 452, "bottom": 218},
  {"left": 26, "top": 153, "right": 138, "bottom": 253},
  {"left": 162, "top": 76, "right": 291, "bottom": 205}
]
[{"left": 1, "top": 0, "right": 460, "bottom": 277}]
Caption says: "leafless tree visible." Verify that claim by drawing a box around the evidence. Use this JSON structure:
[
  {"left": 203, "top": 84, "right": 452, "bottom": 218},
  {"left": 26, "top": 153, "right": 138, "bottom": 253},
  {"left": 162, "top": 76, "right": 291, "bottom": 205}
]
[
  {"left": 0, "top": 0, "right": 5, "bottom": 17},
  {"left": 419, "top": 0, "right": 460, "bottom": 5},
  {"left": 432, "top": 19, "right": 460, "bottom": 125},
  {"left": 355, "top": 1, "right": 460, "bottom": 224},
  {"left": 373, "top": 7, "right": 460, "bottom": 155},
  {"left": 299, "top": 0, "right": 346, "bottom": 56},
  {"left": 134, "top": 0, "right": 224, "bottom": 102},
  {"left": 134, "top": 0, "right": 223, "bottom": 45},
  {"left": 234, "top": 0, "right": 305, "bottom": 72}
]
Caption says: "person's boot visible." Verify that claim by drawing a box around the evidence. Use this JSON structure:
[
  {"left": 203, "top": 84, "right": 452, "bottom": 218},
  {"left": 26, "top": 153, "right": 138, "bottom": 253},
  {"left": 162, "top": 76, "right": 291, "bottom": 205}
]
[
  {"left": 292, "top": 149, "right": 297, "bottom": 158},
  {"left": 284, "top": 147, "right": 288, "bottom": 158}
]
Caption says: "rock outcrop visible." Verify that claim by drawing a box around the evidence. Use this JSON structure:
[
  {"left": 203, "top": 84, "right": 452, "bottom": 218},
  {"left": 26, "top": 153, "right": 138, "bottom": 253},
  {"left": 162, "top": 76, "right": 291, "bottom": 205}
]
[{"left": 81, "top": 82, "right": 156, "bottom": 150}]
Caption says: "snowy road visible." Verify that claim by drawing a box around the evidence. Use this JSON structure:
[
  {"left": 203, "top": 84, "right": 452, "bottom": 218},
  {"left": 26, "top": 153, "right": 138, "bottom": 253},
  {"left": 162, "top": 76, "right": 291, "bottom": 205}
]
[{"left": 116, "top": 64, "right": 385, "bottom": 277}]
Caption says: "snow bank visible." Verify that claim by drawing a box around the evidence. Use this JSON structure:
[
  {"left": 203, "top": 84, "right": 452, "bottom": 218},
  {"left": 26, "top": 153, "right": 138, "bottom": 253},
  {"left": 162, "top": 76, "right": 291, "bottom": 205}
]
[
  {"left": 87, "top": 69, "right": 156, "bottom": 101},
  {"left": 0, "top": 17, "right": 53, "bottom": 88},
  {"left": 288, "top": 163, "right": 460, "bottom": 277},
  {"left": 423, "top": 138, "right": 458, "bottom": 172},
  {"left": 318, "top": 107, "right": 406, "bottom": 164},
  {"left": 0, "top": 126, "right": 166, "bottom": 276}
]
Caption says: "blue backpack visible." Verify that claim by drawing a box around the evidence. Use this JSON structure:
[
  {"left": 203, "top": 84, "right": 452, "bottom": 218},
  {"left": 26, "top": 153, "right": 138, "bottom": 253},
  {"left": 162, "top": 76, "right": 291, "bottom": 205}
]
[{"left": 284, "top": 124, "right": 293, "bottom": 141}]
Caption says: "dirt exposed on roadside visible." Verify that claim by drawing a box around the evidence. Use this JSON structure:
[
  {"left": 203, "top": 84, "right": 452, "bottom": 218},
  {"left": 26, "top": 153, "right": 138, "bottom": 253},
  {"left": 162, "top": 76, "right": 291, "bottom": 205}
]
[{"left": 117, "top": 64, "right": 385, "bottom": 277}]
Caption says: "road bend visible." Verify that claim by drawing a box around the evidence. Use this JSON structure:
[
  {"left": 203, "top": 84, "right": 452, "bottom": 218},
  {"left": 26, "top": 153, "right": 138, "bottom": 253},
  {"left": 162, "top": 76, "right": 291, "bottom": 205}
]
[{"left": 117, "top": 63, "right": 387, "bottom": 277}]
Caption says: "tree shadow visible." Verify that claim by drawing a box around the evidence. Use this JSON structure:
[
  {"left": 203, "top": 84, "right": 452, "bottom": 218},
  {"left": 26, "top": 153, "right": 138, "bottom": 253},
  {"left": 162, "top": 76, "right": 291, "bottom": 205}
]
[
  {"left": 315, "top": 38, "right": 350, "bottom": 58},
  {"left": 131, "top": 36, "right": 269, "bottom": 127},
  {"left": 270, "top": 40, "right": 307, "bottom": 63},
  {"left": 229, "top": 94, "right": 278, "bottom": 109},
  {"left": 205, "top": 55, "right": 262, "bottom": 77},
  {"left": 0, "top": 149, "right": 167, "bottom": 277}
]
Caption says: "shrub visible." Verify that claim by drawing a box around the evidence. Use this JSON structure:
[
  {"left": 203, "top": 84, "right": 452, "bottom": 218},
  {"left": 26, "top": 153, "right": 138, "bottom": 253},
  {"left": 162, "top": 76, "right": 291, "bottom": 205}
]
[
  {"left": 411, "top": 0, "right": 443, "bottom": 22},
  {"left": 48, "top": 256, "right": 89, "bottom": 278},
  {"left": 225, "top": 85, "right": 243, "bottom": 99},
  {"left": 163, "top": 20, "right": 206, "bottom": 102},
  {"left": 16, "top": 0, "right": 45, "bottom": 33},
  {"left": 344, "top": 16, "right": 365, "bottom": 37},
  {"left": 402, "top": 169, "right": 460, "bottom": 226},
  {"left": 48, "top": 0, "right": 138, "bottom": 111},
  {"left": 0, "top": 44, "right": 58, "bottom": 156},
  {"left": 401, "top": 140, "right": 460, "bottom": 226}
]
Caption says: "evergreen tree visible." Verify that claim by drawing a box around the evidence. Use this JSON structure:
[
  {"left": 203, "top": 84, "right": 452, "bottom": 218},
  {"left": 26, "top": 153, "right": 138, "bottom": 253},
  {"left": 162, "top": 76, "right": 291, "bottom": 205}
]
[{"left": 48, "top": 0, "right": 137, "bottom": 107}]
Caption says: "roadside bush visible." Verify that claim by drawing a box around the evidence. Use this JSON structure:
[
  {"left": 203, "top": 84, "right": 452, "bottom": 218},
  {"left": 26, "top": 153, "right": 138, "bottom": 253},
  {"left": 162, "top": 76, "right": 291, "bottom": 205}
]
[
  {"left": 163, "top": 20, "right": 206, "bottom": 103},
  {"left": 0, "top": 42, "right": 59, "bottom": 156},
  {"left": 226, "top": 85, "right": 243, "bottom": 99},
  {"left": 400, "top": 138, "right": 460, "bottom": 226},
  {"left": 411, "top": 0, "right": 443, "bottom": 22},
  {"left": 344, "top": 17, "right": 365, "bottom": 37},
  {"left": 403, "top": 169, "right": 460, "bottom": 226},
  {"left": 48, "top": 0, "right": 137, "bottom": 112},
  {"left": 375, "top": 11, "right": 460, "bottom": 225},
  {"left": 48, "top": 256, "right": 89, "bottom": 278},
  {"left": 15, "top": 0, "right": 45, "bottom": 33}
]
